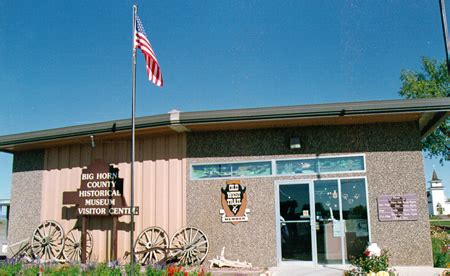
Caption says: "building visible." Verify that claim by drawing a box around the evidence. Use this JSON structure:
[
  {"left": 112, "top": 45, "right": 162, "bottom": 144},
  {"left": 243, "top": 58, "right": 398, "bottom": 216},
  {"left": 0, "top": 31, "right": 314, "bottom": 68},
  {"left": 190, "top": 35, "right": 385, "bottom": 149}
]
[
  {"left": 0, "top": 98, "right": 449, "bottom": 267},
  {"left": 427, "top": 170, "right": 450, "bottom": 216},
  {"left": 0, "top": 199, "right": 10, "bottom": 259}
]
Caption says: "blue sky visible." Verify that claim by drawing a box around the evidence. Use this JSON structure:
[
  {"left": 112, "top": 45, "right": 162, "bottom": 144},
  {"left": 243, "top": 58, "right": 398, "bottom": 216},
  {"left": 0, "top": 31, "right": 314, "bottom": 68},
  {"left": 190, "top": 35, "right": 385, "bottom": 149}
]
[{"left": 0, "top": 0, "right": 449, "bottom": 198}]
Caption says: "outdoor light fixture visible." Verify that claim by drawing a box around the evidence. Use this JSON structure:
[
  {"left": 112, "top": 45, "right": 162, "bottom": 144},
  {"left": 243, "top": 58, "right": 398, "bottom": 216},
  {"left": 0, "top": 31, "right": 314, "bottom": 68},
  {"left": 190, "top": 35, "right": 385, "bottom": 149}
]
[
  {"left": 290, "top": 137, "right": 301, "bottom": 149},
  {"left": 90, "top": 135, "right": 95, "bottom": 148}
]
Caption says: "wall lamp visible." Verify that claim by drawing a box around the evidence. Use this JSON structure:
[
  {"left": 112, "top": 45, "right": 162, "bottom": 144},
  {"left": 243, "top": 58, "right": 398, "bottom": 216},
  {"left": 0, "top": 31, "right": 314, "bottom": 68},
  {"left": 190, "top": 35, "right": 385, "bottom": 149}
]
[
  {"left": 90, "top": 135, "right": 96, "bottom": 148},
  {"left": 290, "top": 137, "right": 301, "bottom": 149}
]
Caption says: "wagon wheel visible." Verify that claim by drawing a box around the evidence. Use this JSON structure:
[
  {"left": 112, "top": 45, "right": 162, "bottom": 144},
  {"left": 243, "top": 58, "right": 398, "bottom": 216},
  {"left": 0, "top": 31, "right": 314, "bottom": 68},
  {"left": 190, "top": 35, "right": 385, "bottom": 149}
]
[
  {"left": 63, "top": 229, "right": 93, "bottom": 262},
  {"left": 134, "top": 226, "right": 169, "bottom": 265},
  {"left": 170, "top": 227, "right": 209, "bottom": 265},
  {"left": 31, "top": 220, "right": 65, "bottom": 262}
]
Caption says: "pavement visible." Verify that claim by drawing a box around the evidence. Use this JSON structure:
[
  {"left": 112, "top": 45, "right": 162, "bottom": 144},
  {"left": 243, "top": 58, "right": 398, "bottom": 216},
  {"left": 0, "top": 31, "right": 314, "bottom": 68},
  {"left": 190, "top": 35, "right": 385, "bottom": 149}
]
[{"left": 267, "top": 265, "right": 448, "bottom": 276}]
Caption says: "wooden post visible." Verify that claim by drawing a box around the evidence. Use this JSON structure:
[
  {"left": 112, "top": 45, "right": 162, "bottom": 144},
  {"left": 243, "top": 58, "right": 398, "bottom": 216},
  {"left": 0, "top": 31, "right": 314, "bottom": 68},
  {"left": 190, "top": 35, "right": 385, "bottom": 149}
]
[
  {"left": 112, "top": 216, "right": 118, "bottom": 261},
  {"left": 81, "top": 216, "right": 87, "bottom": 264}
]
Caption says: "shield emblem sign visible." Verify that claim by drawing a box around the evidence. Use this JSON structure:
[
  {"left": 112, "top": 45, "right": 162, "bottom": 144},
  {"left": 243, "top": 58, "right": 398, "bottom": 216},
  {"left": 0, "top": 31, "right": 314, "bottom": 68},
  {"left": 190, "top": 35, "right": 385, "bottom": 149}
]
[{"left": 220, "top": 180, "right": 250, "bottom": 225}]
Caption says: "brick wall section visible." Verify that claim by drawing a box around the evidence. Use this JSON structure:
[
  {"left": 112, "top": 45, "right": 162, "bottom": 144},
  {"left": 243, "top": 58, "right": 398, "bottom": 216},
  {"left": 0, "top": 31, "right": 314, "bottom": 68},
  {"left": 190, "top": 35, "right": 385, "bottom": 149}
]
[
  {"left": 8, "top": 150, "right": 44, "bottom": 254},
  {"left": 186, "top": 122, "right": 432, "bottom": 267}
]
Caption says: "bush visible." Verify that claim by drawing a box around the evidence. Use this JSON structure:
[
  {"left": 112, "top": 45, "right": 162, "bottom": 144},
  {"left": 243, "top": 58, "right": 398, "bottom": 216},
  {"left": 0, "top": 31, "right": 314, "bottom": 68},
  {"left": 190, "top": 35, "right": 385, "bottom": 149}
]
[
  {"left": 346, "top": 244, "right": 395, "bottom": 276},
  {"left": 0, "top": 262, "right": 21, "bottom": 276},
  {"left": 352, "top": 250, "right": 390, "bottom": 273},
  {"left": 431, "top": 226, "right": 449, "bottom": 268}
]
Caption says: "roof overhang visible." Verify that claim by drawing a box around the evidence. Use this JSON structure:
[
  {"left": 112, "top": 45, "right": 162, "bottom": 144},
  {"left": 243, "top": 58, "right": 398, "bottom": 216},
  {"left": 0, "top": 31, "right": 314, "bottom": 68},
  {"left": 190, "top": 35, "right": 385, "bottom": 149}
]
[{"left": 0, "top": 98, "right": 449, "bottom": 153}]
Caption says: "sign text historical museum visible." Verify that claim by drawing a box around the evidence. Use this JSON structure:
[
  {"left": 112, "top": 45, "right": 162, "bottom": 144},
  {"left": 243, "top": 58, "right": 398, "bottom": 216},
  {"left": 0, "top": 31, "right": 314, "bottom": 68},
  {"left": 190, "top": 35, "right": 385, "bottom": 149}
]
[
  {"left": 63, "top": 160, "right": 139, "bottom": 216},
  {"left": 220, "top": 180, "right": 250, "bottom": 225},
  {"left": 377, "top": 194, "right": 418, "bottom": 221}
]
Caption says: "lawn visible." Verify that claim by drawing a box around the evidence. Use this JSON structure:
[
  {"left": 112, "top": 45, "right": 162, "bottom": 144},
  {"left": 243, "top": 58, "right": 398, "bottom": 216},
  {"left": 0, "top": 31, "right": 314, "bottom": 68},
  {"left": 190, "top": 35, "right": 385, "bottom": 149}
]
[{"left": 430, "top": 220, "right": 450, "bottom": 229}]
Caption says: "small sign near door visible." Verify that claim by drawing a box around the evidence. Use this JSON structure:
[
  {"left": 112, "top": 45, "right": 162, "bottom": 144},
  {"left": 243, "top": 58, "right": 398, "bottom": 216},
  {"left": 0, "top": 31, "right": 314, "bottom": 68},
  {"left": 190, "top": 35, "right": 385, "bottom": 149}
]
[
  {"left": 220, "top": 180, "right": 250, "bottom": 225},
  {"left": 378, "top": 194, "right": 418, "bottom": 221}
]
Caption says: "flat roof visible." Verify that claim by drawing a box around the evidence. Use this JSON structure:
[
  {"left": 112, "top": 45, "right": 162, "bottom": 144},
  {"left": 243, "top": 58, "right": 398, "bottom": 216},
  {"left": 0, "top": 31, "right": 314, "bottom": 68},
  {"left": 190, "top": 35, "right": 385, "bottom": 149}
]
[{"left": 0, "top": 98, "right": 449, "bottom": 152}]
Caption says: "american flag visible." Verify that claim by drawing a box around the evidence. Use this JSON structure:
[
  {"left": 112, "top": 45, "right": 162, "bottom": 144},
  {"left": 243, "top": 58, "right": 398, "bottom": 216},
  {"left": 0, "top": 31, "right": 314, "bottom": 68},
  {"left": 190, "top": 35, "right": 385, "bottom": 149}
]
[{"left": 134, "top": 15, "right": 164, "bottom": 87}]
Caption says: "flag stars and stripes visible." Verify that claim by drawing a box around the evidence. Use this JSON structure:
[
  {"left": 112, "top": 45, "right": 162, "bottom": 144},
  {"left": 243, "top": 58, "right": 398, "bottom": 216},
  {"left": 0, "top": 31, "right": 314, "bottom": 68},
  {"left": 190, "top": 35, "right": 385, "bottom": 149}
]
[{"left": 134, "top": 15, "right": 164, "bottom": 87}]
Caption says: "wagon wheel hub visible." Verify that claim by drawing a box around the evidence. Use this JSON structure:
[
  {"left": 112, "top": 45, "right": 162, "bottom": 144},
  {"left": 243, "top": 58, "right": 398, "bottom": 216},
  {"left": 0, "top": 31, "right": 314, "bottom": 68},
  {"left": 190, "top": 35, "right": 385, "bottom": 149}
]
[{"left": 42, "top": 237, "right": 50, "bottom": 246}]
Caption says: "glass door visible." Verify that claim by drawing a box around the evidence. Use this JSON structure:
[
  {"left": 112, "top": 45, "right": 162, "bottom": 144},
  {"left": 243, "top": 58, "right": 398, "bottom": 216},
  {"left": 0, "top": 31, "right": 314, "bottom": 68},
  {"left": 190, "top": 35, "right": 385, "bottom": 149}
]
[
  {"left": 314, "top": 180, "right": 343, "bottom": 264},
  {"left": 313, "top": 178, "right": 370, "bottom": 264},
  {"left": 277, "top": 178, "right": 370, "bottom": 265},
  {"left": 277, "top": 182, "right": 314, "bottom": 263}
]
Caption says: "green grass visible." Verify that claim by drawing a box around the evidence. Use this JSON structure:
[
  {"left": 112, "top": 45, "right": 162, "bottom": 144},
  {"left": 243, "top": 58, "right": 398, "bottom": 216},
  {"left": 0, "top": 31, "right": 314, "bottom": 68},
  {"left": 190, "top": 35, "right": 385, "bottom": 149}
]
[{"left": 430, "top": 220, "right": 450, "bottom": 231}]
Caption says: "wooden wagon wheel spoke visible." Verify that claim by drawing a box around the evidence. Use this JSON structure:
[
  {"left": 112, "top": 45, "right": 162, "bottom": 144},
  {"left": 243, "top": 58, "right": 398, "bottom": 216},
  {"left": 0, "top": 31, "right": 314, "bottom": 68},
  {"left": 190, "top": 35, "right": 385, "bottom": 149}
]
[
  {"left": 138, "top": 240, "right": 147, "bottom": 247},
  {"left": 31, "top": 220, "right": 65, "bottom": 262},
  {"left": 63, "top": 229, "right": 93, "bottom": 263},
  {"left": 49, "top": 226, "right": 57, "bottom": 239},
  {"left": 153, "top": 236, "right": 165, "bottom": 247},
  {"left": 143, "top": 231, "right": 150, "bottom": 243},
  {"left": 134, "top": 226, "right": 169, "bottom": 265},
  {"left": 151, "top": 232, "right": 160, "bottom": 244},
  {"left": 142, "top": 251, "right": 151, "bottom": 264},
  {"left": 170, "top": 227, "right": 209, "bottom": 266}
]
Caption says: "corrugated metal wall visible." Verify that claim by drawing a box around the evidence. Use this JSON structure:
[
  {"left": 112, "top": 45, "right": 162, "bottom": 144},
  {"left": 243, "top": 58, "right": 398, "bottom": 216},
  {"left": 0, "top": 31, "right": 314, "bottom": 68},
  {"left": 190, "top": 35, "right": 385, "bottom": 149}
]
[{"left": 41, "top": 133, "right": 186, "bottom": 262}]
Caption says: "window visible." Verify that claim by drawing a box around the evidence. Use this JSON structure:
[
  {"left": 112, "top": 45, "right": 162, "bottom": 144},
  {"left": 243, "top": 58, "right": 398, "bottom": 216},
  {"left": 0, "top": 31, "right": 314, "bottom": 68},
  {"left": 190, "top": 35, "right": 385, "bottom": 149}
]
[
  {"left": 191, "top": 161, "right": 272, "bottom": 179},
  {"left": 276, "top": 158, "right": 318, "bottom": 175},
  {"left": 191, "top": 155, "right": 365, "bottom": 180},
  {"left": 276, "top": 155, "right": 365, "bottom": 176},
  {"left": 318, "top": 156, "right": 365, "bottom": 173}
]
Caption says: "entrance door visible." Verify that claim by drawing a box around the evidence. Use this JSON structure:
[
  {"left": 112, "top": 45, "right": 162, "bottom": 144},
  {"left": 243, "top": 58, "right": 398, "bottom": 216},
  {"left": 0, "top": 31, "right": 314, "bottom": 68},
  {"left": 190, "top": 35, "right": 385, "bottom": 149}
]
[
  {"left": 276, "top": 178, "right": 370, "bottom": 265},
  {"left": 276, "top": 182, "right": 315, "bottom": 263},
  {"left": 314, "top": 180, "right": 344, "bottom": 264}
]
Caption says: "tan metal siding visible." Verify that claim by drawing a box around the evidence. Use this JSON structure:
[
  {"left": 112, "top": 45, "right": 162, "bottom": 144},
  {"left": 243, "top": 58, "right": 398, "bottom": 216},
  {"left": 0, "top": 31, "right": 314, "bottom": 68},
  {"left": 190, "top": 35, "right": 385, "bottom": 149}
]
[{"left": 41, "top": 134, "right": 186, "bottom": 262}]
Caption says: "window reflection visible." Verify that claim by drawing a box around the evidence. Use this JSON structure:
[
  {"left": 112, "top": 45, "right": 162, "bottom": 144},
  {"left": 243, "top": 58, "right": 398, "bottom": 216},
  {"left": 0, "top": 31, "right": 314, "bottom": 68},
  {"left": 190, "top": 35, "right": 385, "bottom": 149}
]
[
  {"left": 341, "top": 179, "right": 369, "bottom": 261},
  {"left": 277, "top": 159, "right": 318, "bottom": 175},
  {"left": 191, "top": 161, "right": 271, "bottom": 179},
  {"left": 279, "top": 184, "right": 312, "bottom": 261},
  {"left": 314, "top": 180, "right": 343, "bottom": 264}
]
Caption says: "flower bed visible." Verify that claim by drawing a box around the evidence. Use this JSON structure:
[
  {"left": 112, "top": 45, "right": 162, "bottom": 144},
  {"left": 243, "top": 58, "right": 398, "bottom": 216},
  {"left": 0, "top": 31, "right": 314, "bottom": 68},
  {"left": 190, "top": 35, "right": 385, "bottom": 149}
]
[
  {"left": 345, "top": 243, "right": 396, "bottom": 276},
  {"left": 0, "top": 261, "right": 211, "bottom": 276}
]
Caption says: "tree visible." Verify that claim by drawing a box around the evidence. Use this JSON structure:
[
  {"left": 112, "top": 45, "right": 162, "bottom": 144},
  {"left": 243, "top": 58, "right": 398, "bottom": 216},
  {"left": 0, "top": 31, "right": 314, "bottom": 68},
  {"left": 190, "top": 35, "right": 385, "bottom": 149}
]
[{"left": 399, "top": 57, "right": 449, "bottom": 164}]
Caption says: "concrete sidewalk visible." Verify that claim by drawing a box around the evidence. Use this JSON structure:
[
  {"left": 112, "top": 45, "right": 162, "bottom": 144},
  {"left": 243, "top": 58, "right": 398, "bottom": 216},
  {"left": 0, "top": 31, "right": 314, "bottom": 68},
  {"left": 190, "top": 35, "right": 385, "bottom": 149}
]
[
  {"left": 269, "top": 265, "right": 345, "bottom": 275},
  {"left": 268, "top": 265, "right": 447, "bottom": 276}
]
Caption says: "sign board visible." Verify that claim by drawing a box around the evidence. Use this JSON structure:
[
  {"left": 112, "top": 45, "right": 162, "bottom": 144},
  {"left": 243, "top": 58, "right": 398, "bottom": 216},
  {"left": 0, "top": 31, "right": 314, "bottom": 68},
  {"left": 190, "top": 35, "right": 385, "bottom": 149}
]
[
  {"left": 220, "top": 180, "right": 250, "bottom": 225},
  {"left": 377, "top": 194, "right": 418, "bottom": 221},
  {"left": 63, "top": 160, "right": 139, "bottom": 216}
]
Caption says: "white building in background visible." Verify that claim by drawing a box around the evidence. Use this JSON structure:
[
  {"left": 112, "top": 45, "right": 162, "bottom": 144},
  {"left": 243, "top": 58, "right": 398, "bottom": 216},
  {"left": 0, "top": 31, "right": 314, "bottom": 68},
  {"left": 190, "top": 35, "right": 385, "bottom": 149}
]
[{"left": 427, "top": 170, "right": 450, "bottom": 216}]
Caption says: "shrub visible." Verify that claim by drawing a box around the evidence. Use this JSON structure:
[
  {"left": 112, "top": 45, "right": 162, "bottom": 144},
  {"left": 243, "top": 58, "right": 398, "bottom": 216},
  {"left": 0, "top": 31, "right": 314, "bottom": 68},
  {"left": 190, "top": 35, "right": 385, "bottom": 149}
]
[
  {"left": 346, "top": 243, "right": 395, "bottom": 275},
  {"left": 0, "top": 261, "right": 21, "bottom": 276},
  {"left": 431, "top": 226, "right": 449, "bottom": 268},
  {"left": 352, "top": 250, "right": 390, "bottom": 273}
]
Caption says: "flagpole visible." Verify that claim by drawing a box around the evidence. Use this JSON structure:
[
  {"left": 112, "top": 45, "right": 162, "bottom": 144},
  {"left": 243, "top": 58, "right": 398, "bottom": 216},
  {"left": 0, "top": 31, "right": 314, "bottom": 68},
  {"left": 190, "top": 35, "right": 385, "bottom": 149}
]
[
  {"left": 439, "top": 0, "right": 450, "bottom": 74},
  {"left": 130, "top": 4, "right": 137, "bottom": 274}
]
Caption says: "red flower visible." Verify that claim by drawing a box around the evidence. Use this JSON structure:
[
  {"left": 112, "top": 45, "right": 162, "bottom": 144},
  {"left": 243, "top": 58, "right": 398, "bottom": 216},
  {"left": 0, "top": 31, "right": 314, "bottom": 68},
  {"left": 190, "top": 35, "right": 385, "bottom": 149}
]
[{"left": 363, "top": 250, "right": 370, "bottom": 257}]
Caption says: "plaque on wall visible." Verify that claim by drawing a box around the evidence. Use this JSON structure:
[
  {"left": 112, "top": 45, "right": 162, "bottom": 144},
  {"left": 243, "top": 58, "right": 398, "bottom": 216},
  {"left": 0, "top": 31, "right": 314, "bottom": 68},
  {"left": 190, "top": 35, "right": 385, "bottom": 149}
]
[
  {"left": 220, "top": 180, "right": 250, "bottom": 225},
  {"left": 377, "top": 194, "right": 418, "bottom": 221}
]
